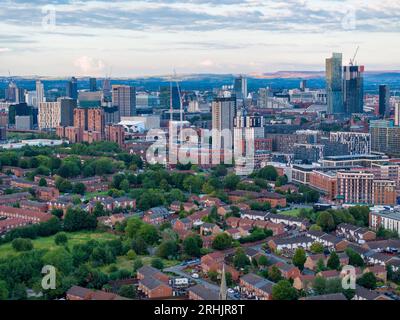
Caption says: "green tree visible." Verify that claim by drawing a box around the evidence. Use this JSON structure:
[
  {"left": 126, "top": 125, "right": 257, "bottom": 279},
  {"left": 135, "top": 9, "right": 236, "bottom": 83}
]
[
  {"left": 268, "top": 265, "right": 283, "bottom": 282},
  {"left": 54, "top": 232, "right": 68, "bottom": 246},
  {"left": 151, "top": 258, "right": 164, "bottom": 270},
  {"left": 357, "top": 272, "right": 377, "bottom": 289},
  {"left": 156, "top": 240, "right": 179, "bottom": 259},
  {"left": 43, "top": 248, "right": 74, "bottom": 274},
  {"left": 258, "top": 255, "right": 269, "bottom": 268},
  {"left": 11, "top": 238, "right": 33, "bottom": 252},
  {"left": 233, "top": 248, "right": 250, "bottom": 269},
  {"left": 257, "top": 166, "right": 278, "bottom": 181},
  {"left": 212, "top": 233, "right": 232, "bottom": 250},
  {"left": 327, "top": 251, "right": 340, "bottom": 270},
  {"left": 72, "top": 182, "right": 86, "bottom": 195},
  {"left": 0, "top": 280, "right": 9, "bottom": 300},
  {"left": 313, "top": 276, "right": 327, "bottom": 295},
  {"left": 183, "top": 235, "right": 203, "bottom": 257},
  {"left": 292, "top": 248, "right": 306, "bottom": 270},
  {"left": 316, "top": 211, "right": 336, "bottom": 231},
  {"left": 118, "top": 285, "right": 137, "bottom": 299},
  {"left": 272, "top": 280, "right": 298, "bottom": 300},
  {"left": 310, "top": 242, "right": 324, "bottom": 254},
  {"left": 133, "top": 259, "right": 143, "bottom": 272},
  {"left": 345, "top": 248, "right": 365, "bottom": 267},
  {"left": 138, "top": 224, "right": 159, "bottom": 245},
  {"left": 223, "top": 174, "right": 240, "bottom": 190},
  {"left": 38, "top": 177, "right": 47, "bottom": 187}
]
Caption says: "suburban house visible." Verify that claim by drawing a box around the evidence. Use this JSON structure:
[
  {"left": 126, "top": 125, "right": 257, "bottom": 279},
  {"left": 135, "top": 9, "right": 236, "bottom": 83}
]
[
  {"left": 239, "top": 273, "right": 274, "bottom": 300},
  {"left": 188, "top": 284, "right": 219, "bottom": 300},
  {"left": 336, "top": 223, "right": 376, "bottom": 243},
  {"left": 268, "top": 235, "right": 314, "bottom": 251}
]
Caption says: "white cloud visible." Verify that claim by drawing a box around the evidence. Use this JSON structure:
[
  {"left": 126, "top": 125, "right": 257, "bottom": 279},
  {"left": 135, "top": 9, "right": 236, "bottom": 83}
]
[{"left": 73, "top": 56, "right": 106, "bottom": 76}]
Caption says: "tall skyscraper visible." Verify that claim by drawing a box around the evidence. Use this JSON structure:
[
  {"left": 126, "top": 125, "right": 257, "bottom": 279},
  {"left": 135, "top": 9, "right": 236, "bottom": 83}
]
[
  {"left": 89, "top": 77, "right": 97, "bottom": 92},
  {"left": 326, "top": 53, "right": 344, "bottom": 114},
  {"left": 59, "top": 97, "right": 77, "bottom": 127},
  {"left": 233, "top": 75, "right": 247, "bottom": 100},
  {"left": 212, "top": 96, "right": 236, "bottom": 154},
  {"left": 112, "top": 85, "right": 136, "bottom": 117},
  {"left": 102, "top": 78, "right": 112, "bottom": 101},
  {"left": 300, "top": 80, "right": 307, "bottom": 92},
  {"left": 343, "top": 65, "right": 364, "bottom": 114},
  {"left": 379, "top": 84, "right": 390, "bottom": 117},
  {"left": 35, "top": 80, "right": 45, "bottom": 106},
  {"left": 66, "top": 77, "right": 78, "bottom": 100}
]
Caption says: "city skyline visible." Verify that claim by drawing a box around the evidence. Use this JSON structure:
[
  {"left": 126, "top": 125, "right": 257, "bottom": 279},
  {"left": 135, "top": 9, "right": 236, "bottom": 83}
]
[{"left": 0, "top": 0, "right": 400, "bottom": 77}]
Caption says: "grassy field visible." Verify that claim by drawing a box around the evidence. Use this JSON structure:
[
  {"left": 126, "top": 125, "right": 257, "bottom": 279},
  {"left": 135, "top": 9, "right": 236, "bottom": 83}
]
[
  {"left": 101, "top": 255, "right": 180, "bottom": 273},
  {"left": 279, "top": 208, "right": 302, "bottom": 217},
  {"left": 0, "top": 231, "right": 119, "bottom": 259},
  {"left": 0, "top": 230, "right": 181, "bottom": 273}
]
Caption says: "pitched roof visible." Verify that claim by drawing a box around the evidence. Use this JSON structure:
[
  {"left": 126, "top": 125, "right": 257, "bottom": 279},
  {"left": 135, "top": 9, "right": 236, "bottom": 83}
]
[
  {"left": 301, "top": 293, "right": 347, "bottom": 300},
  {"left": 189, "top": 284, "right": 219, "bottom": 300}
]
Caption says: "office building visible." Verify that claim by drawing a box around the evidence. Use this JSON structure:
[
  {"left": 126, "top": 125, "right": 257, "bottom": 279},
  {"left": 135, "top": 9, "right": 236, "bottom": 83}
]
[
  {"left": 379, "top": 85, "right": 390, "bottom": 117},
  {"left": 89, "top": 78, "right": 97, "bottom": 92},
  {"left": 343, "top": 65, "right": 364, "bottom": 114},
  {"left": 102, "top": 78, "right": 112, "bottom": 101},
  {"left": 234, "top": 76, "right": 247, "bottom": 100},
  {"left": 112, "top": 85, "right": 136, "bottom": 117},
  {"left": 59, "top": 97, "right": 77, "bottom": 127},
  {"left": 326, "top": 53, "right": 344, "bottom": 114},
  {"left": 66, "top": 77, "right": 78, "bottom": 100}
]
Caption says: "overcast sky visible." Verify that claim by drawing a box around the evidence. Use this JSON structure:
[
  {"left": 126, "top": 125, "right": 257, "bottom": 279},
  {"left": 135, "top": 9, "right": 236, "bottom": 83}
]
[{"left": 0, "top": 0, "right": 399, "bottom": 77}]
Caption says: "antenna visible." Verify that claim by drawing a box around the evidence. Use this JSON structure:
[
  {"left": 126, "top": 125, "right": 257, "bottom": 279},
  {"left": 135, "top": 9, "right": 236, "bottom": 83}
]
[{"left": 349, "top": 45, "right": 359, "bottom": 66}]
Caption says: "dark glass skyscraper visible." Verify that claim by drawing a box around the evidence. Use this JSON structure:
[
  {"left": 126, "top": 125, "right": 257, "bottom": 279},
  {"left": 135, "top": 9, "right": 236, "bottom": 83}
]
[
  {"left": 326, "top": 53, "right": 344, "bottom": 114},
  {"left": 66, "top": 77, "right": 78, "bottom": 100},
  {"left": 89, "top": 77, "right": 97, "bottom": 92},
  {"left": 379, "top": 84, "right": 390, "bottom": 117},
  {"left": 343, "top": 65, "right": 364, "bottom": 114}
]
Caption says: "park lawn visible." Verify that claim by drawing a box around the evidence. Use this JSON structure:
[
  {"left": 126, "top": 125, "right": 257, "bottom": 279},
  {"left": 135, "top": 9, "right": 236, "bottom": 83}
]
[
  {"left": 0, "top": 231, "right": 119, "bottom": 259},
  {"left": 100, "top": 255, "right": 180, "bottom": 273},
  {"left": 279, "top": 208, "right": 301, "bottom": 217},
  {"left": 83, "top": 191, "right": 109, "bottom": 200}
]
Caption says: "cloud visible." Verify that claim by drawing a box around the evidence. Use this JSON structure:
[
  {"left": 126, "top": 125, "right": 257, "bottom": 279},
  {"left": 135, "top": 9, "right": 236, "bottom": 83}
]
[{"left": 73, "top": 56, "right": 106, "bottom": 75}]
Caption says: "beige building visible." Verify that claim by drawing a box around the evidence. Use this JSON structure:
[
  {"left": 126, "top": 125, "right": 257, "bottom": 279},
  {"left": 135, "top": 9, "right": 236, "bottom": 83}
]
[{"left": 38, "top": 101, "right": 61, "bottom": 129}]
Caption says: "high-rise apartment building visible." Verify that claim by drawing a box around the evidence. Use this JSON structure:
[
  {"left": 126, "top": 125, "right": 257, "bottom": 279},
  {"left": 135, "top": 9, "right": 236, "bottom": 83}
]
[
  {"left": 112, "top": 85, "right": 136, "bottom": 117},
  {"left": 326, "top": 53, "right": 344, "bottom": 114},
  {"left": 379, "top": 84, "right": 390, "bottom": 117},
  {"left": 370, "top": 120, "right": 400, "bottom": 155},
  {"left": 38, "top": 98, "right": 76, "bottom": 129},
  {"left": 105, "top": 124, "right": 125, "bottom": 147},
  {"left": 337, "top": 171, "right": 374, "bottom": 204},
  {"left": 233, "top": 110, "right": 264, "bottom": 157},
  {"left": 329, "top": 131, "right": 371, "bottom": 155},
  {"left": 35, "top": 80, "right": 45, "bottom": 106},
  {"left": 87, "top": 108, "right": 105, "bottom": 133},
  {"left": 343, "top": 65, "right": 364, "bottom": 114}
]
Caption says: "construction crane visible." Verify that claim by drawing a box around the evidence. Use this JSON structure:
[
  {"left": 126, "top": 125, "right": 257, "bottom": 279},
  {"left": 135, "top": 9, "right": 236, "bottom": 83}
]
[{"left": 349, "top": 46, "right": 359, "bottom": 66}]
